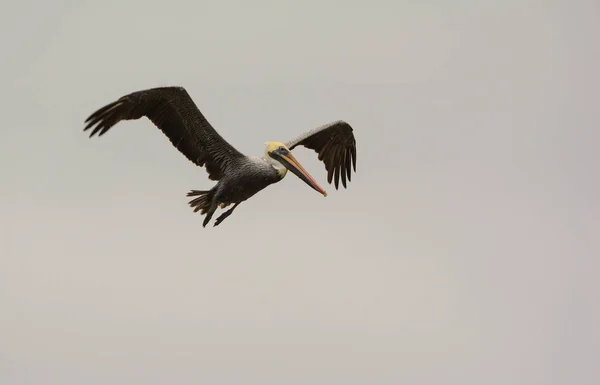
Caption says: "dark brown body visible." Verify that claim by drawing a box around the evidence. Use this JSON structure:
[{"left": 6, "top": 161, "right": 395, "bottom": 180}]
[{"left": 187, "top": 158, "right": 283, "bottom": 226}]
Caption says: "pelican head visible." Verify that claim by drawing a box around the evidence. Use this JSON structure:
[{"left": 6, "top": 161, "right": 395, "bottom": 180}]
[{"left": 264, "top": 141, "right": 327, "bottom": 197}]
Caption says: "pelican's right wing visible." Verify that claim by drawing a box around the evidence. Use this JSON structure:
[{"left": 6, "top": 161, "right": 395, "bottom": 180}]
[
  {"left": 285, "top": 120, "right": 357, "bottom": 190},
  {"left": 84, "top": 86, "right": 245, "bottom": 181}
]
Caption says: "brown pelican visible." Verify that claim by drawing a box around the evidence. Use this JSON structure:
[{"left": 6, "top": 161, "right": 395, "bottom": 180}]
[{"left": 83, "top": 86, "right": 357, "bottom": 227}]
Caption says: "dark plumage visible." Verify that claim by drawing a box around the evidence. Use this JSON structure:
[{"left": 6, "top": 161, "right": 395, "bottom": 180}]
[
  {"left": 286, "top": 120, "right": 357, "bottom": 190},
  {"left": 83, "top": 86, "right": 357, "bottom": 227}
]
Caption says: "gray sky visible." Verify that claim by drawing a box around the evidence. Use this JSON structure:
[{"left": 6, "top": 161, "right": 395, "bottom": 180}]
[{"left": 1, "top": 1, "right": 599, "bottom": 384}]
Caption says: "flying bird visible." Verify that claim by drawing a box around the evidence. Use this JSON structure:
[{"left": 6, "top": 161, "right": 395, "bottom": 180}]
[{"left": 83, "top": 86, "right": 357, "bottom": 227}]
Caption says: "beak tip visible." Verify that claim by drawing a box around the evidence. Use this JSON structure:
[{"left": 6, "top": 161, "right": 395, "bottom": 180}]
[{"left": 323, "top": 191, "right": 328, "bottom": 197}]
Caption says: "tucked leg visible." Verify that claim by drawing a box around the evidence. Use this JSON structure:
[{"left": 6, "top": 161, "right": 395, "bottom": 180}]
[
  {"left": 202, "top": 202, "right": 218, "bottom": 228},
  {"left": 214, "top": 203, "right": 241, "bottom": 227}
]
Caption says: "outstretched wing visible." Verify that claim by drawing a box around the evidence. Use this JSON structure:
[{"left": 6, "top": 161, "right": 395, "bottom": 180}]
[
  {"left": 285, "top": 120, "right": 357, "bottom": 190},
  {"left": 83, "top": 86, "right": 246, "bottom": 181}
]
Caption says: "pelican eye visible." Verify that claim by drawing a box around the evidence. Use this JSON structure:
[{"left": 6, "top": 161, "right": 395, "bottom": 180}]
[{"left": 279, "top": 147, "right": 288, "bottom": 154}]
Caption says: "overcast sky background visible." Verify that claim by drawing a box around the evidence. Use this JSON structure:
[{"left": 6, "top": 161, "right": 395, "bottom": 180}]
[{"left": 1, "top": 1, "right": 599, "bottom": 384}]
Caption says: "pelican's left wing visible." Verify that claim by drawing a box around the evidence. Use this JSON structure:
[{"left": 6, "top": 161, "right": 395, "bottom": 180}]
[
  {"left": 285, "top": 120, "right": 357, "bottom": 190},
  {"left": 83, "top": 86, "right": 246, "bottom": 181}
]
